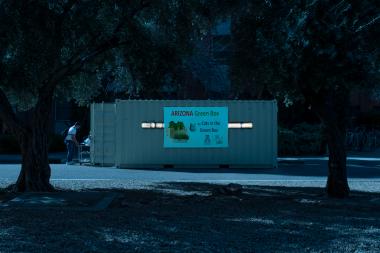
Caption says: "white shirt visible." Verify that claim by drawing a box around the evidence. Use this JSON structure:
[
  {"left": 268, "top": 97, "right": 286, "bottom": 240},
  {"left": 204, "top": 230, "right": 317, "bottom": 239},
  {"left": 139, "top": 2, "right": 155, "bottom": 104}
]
[{"left": 65, "top": 126, "right": 77, "bottom": 141}]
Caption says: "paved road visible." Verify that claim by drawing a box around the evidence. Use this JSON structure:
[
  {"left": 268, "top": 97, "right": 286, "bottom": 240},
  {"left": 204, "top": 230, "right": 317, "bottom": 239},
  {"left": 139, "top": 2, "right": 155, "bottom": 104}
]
[{"left": 1, "top": 157, "right": 380, "bottom": 192}]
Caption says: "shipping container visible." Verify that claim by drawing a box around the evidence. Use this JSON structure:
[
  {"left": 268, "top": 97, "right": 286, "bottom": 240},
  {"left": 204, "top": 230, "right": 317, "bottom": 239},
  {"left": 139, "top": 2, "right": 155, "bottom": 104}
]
[
  {"left": 91, "top": 100, "right": 277, "bottom": 168},
  {"left": 90, "top": 103, "right": 116, "bottom": 165}
]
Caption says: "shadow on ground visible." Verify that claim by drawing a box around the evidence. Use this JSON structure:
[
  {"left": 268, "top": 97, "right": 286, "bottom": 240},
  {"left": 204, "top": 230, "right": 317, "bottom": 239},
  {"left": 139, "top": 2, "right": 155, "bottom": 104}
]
[
  {"left": 119, "top": 161, "right": 380, "bottom": 178},
  {"left": 0, "top": 183, "right": 380, "bottom": 252}
]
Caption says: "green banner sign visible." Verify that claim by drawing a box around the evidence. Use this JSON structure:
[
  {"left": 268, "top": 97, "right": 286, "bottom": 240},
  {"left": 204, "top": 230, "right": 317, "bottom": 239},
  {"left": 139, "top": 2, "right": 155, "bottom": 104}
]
[{"left": 164, "top": 107, "right": 228, "bottom": 148}]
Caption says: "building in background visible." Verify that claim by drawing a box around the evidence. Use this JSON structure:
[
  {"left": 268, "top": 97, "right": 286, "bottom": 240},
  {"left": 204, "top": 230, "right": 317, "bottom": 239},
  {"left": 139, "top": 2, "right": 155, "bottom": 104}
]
[{"left": 177, "top": 19, "right": 232, "bottom": 99}]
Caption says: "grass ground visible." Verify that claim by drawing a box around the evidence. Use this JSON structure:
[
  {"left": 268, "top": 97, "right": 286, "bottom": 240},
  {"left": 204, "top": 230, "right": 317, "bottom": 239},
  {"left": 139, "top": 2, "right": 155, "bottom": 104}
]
[{"left": 0, "top": 183, "right": 380, "bottom": 252}]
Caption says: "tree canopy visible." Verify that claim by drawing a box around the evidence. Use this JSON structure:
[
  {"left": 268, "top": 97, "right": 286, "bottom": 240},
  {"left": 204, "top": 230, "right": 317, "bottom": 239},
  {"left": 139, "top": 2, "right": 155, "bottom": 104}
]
[
  {"left": 0, "top": 0, "right": 224, "bottom": 191},
  {"left": 230, "top": 0, "right": 379, "bottom": 100},
  {"left": 0, "top": 0, "right": 230, "bottom": 108},
  {"left": 229, "top": 0, "right": 380, "bottom": 197}
]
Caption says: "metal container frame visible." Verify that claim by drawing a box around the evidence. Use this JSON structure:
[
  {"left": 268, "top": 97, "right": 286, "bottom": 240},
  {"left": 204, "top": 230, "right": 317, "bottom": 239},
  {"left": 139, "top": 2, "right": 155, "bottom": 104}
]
[{"left": 91, "top": 100, "right": 278, "bottom": 168}]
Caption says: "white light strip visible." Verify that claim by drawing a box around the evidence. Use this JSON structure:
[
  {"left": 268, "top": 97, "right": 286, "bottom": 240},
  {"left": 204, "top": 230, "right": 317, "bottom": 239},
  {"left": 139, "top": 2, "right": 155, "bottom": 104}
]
[
  {"left": 142, "top": 122, "right": 253, "bottom": 129},
  {"left": 228, "top": 123, "right": 254, "bottom": 129},
  {"left": 155, "top": 123, "right": 164, "bottom": 128},
  {"left": 241, "top": 123, "right": 253, "bottom": 129},
  {"left": 141, "top": 123, "right": 152, "bottom": 128},
  {"left": 228, "top": 123, "right": 242, "bottom": 129},
  {"left": 141, "top": 122, "right": 164, "bottom": 129}
]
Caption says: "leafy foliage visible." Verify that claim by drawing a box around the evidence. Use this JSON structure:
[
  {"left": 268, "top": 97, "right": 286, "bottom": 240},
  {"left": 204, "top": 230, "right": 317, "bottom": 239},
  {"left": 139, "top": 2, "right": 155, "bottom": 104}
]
[
  {"left": 280, "top": 0, "right": 379, "bottom": 97},
  {"left": 229, "top": 0, "right": 380, "bottom": 103},
  {"left": 230, "top": 0, "right": 288, "bottom": 98},
  {"left": 279, "top": 123, "right": 325, "bottom": 155},
  {"left": 0, "top": 0, "right": 227, "bottom": 110}
]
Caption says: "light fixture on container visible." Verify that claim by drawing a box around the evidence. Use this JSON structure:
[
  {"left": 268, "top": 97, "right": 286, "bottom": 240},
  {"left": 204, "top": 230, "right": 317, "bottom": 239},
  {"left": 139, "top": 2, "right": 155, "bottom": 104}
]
[
  {"left": 228, "top": 123, "right": 242, "bottom": 129},
  {"left": 242, "top": 123, "right": 253, "bottom": 129}
]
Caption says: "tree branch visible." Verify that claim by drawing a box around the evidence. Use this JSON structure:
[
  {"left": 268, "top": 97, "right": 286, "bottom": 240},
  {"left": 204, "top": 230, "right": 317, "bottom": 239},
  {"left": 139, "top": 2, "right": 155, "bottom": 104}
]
[
  {"left": 328, "top": 0, "right": 347, "bottom": 14},
  {"left": 51, "top": 0, "right": 151, "bottom": 83},
  {"left": 37, "top": 1, "right": 149, "bottom": 103},
  {"left": 41, "top": 36, "right": 130, "bottom": 96},
  {"left": 0, "top": 88, "right": 25, "bottom": 135},
  {"left": 68, "top": 38, "right": 131, "bottom": 75},
  {"left": 355, "top": 14, "right": 380, "bottom": 33}
]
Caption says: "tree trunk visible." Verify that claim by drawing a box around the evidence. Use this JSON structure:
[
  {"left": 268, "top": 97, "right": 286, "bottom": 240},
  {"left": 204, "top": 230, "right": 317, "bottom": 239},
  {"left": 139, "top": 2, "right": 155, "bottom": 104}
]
[
  {"left": 315, "top": 88, "right": 350, "bottom": 198},
  {"left": 13, "top": 87, "right": 55, "bottom": 192},
  {"left": 305, "top": 84, "right": 350, "bottom": 198},
  {"left": 15, "top": 130, "right": 54, "bottom": 192},
  {"left": 325, "top": 120, "right": 350, "bottom": 198}
]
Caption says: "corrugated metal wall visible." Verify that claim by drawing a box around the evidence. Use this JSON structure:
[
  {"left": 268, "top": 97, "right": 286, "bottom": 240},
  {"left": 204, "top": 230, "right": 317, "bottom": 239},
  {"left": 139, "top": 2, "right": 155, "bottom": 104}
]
[
  {"left": 109, "top": 100, "right": 277, "bottom": 168},
  {"left": 90, "top": 103, "right": 116, "bottom": 165}
]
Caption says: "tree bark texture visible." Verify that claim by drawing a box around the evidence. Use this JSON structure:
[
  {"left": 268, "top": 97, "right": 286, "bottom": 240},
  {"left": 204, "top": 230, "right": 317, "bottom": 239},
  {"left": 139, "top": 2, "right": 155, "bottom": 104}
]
[
  {"left": 13, "top": 87, "right": 55, "bottom": 192},
  {"left": 15, "top": 130, "right": 54, "bottom": 192},
  {"left": 324, "top": 118, "right": 350, "bottom": 198},
  {"left": 314, "top": 88, "right": 350, "bottom": 198}
]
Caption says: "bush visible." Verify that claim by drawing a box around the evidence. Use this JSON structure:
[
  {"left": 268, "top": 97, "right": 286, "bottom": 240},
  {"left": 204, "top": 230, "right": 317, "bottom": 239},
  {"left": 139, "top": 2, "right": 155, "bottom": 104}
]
[{"left": 279, "top": 123, "right": 326, "bottom": 156}]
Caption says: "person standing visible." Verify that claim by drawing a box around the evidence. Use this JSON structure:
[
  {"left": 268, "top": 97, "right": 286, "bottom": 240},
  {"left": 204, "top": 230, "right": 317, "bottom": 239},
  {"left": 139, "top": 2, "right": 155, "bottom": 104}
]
[{"left": 65, "top": 122, "right": 80, "bottom": 165}]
